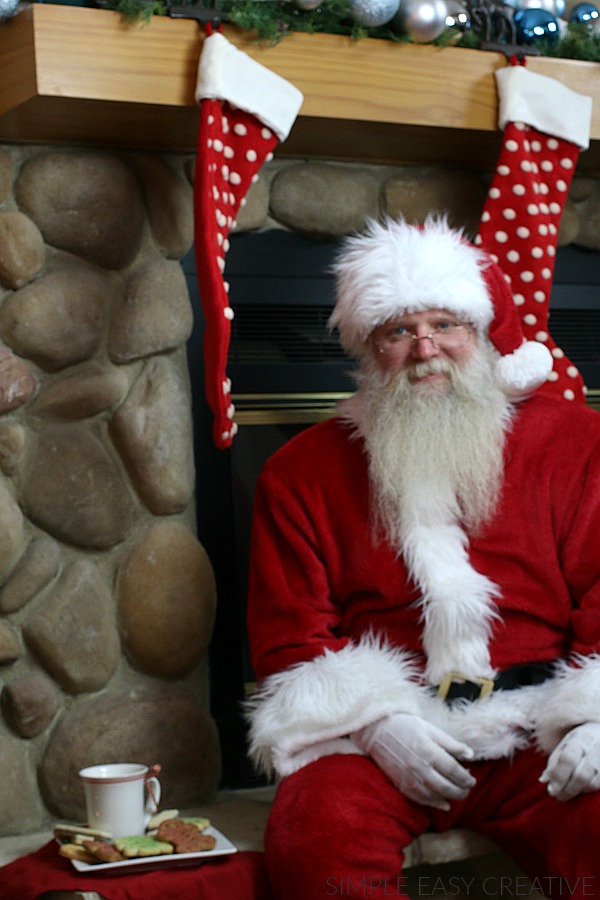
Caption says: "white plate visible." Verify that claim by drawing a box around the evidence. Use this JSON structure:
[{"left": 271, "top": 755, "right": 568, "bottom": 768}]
[{"left": 64, "top": 826, "right": 238, "bottom": 874}]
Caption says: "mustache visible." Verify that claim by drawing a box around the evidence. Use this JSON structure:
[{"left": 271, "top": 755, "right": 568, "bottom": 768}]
[{"left": 406, "top": 357, "right": 454, "bottom": 380}]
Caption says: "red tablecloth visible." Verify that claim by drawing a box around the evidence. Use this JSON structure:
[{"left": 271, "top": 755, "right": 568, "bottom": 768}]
[{"left": 0, "top": 840, "right": 273, "bottom": 900}]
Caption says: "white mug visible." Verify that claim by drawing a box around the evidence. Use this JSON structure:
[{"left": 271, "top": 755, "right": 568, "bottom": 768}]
[{"left": 79, "top": 762, "right": 161, "bottom": 839}]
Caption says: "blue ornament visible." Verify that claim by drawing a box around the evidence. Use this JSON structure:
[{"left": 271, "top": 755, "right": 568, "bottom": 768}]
[
  {"left": 569, "top": 1, "right": 599, "bottom": 24},
  {"left": 514, "top": 7, "right": 560, "bottom": 41},
  {"left": 518, "top": 0, "right": 566, "bottom": 15}
]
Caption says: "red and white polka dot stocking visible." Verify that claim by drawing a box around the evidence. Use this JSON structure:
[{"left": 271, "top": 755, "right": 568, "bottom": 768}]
[
  {"left": 194, "top": 29, "right": 303, "bottom": 448},
  {"left": 476, "top": 61, "right": 592, "bottom": 404}
]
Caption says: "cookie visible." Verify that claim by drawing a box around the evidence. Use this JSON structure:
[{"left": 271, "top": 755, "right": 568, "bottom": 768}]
[
  {"left": 54, "top": 823, "right": 113, "bottom": 842},
  {"left": 156, "top": 817, "right": 217, "bottom": 853},
  {"left": 147, "top": 808, "right": 180, "bottom": 830},
  {"left": 114, "top": 834, "right": 174, "bottom": 858},
  {"left": 58, "top": 842, "right": 97, "bottom": 864},
  {"left": 181, "top": 816, "right": 211, "bottom": 832},
  {"left": 83, "top": 839, "right": 125, "bottom": 863}
]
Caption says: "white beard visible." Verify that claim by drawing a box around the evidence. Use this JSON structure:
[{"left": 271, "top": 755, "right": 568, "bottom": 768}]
[
  {"left": 346, "top": 344, "right": 516, "bottom": 682},
  {"left": 356, "top": 344, "right": 513, "bottom": 547}
]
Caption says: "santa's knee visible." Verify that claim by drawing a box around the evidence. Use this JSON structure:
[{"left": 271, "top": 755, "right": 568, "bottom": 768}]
[{"left": 263, "top": 754, "right": 416, "bottom": 898}]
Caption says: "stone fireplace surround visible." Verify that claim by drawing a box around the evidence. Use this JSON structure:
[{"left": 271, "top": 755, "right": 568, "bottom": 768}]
[{"left": 1, "top": 137, "right": 600, "bottom": 838}]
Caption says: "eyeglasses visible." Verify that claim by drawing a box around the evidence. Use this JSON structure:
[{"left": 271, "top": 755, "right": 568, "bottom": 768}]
[{"left": 376, "top": 322, "right": 473, "bottom": 355}]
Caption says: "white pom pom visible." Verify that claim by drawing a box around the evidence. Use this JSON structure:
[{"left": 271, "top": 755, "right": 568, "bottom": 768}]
[{"left": 495, "top": 341, "right": 553, "bottom": 397}]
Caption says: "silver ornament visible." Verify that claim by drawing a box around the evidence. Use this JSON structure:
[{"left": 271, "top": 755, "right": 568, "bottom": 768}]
[
  {"left": 444, "top": 0, "right": 470, "bottom": 30},
  {"left": 294, "top": 0, "right": 323, "bottom": 9},
  {"left": 350, "top": 0, "right": 402, "bottom": 26},
  {"left": 392, "top": 0, "right": 449, "bottom": 40},
  {"left": 0, "top": 0, "right": 19, "bottom": 20}
]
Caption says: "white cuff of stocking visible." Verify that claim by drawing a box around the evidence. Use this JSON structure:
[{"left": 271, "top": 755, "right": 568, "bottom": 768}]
[
  {"left": 495, "top": 65, "right": 592, "bottom": 151},
  {"left": 195, "top": 31, "right": 304, "bottom": 142}
]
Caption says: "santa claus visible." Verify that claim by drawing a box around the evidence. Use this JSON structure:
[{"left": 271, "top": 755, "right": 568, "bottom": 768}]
[{"left": 245, "top": 213, "right": 600, "bottom": 899}]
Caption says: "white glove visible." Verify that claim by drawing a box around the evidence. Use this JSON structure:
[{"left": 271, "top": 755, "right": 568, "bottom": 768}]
[
  {"left": 539, "top": 722, "right": 600, "bottom": 801},
  {"left": 353, "top": 712, "right": 476, "bottom": 811}
]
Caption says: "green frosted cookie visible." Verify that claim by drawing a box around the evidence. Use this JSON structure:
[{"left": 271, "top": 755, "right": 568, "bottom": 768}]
[{"left": 114, "top": 834, "right": 174, "bottom": 858}]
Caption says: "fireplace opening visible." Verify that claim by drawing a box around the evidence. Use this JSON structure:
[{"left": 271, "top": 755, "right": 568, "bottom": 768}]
[{"left": 184, "top": 230, "right": 600, "bottom": 789}]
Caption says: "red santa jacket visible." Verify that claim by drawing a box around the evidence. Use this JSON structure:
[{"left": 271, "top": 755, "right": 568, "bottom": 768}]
[{"left": 246, "top": 393, "right": 600, "bottom": 778}]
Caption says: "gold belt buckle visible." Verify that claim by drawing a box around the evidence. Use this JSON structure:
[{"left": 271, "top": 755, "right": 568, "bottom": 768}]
[{"left": 437, "top": 671, "right": 495, "bottom": 701}]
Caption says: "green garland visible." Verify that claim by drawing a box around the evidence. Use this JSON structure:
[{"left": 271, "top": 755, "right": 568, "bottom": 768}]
[
  {"left": 224, "top": 0, "right": 407, "bottom": 43},
  {"left": 102, "top": 0, "right": 600, "bottom": 61}
]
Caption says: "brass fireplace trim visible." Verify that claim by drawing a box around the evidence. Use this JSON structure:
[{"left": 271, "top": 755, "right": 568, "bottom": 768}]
[
  {"left": 586, "top": 389, "right": 600, "bottom": 412},
  {"left": 232, "top": 389, "right": 600, "bottom": 424},
  {"left": 231, "top": 392, "right": 351, "bottom": 425}
]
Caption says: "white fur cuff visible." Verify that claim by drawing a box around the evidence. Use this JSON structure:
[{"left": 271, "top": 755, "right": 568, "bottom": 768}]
[
  {"left": 196, "top": 31, "right": 304, "bottom": 141},
  {"left": 245, "top": 636, "right": 426, "bottom": 778},
  {"left": 495, "top": 66, "right": 592, "bottom": 151},
  {"left": 534, "top": 655, "right": 600, "bottom": 753}
]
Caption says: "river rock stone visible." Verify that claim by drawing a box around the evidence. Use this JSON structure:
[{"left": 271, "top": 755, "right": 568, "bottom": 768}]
[
  {"left": 15, "top": 151, "right": 145, "bottom": 270},
  {"left": 118, "top": 521, "right": 216, "bottom": 677},
  {"left": 20, "top": 424, "right": 134, "bottom": 550},
  {"left": 572, "top": 183, "right": 600, "bottom": 250},
  {"left": 0, "top": 210, "right": 45, "bottom": 290},
  {"left": 0, "top": 345, "right": 37, "bottom": 413},
  {"left": 383, "top": 168, "right": 487, "bottom": 238},
  {"left": 234, "top": 176, "right": 270, "bottom": 232},
  {"left": 0, "top": 422, "right": 25, "bottom": 476},
  {"left": 270, "top": 162, "right": 380, "bottom": 237},
  {"left": 0, "top": 735, "right": 45, "bottom": 835},
  {"left": 132, "top": 154, "right": 194, "bottom": 259},
  {"left": 28, "top": 364, "right": 128, "bottom": 420},
  {"left": 107, "top": 259, "right": 193, "bottom": 363},
  {"left": 22, "top": 560, "right": 120, "bottom": 694},
  {"left": 0, "top": 534, "right": 61, "bottom": 614},
  {"left": 558, "top": 196, "right": 580, "bottom": 246},
  {"left": 0, "top": 266, "right": 108, "bottom": 372},
  {"left": 110, "top": 356, "right": 195, "bottom": 515},
  {"left": 0, "top": 620, "right": 21, "bottom": 664},
  {"left": 1, "top": 673, "right": 59, "bottom": 738},
  {"left": 40, "top": 684, "right": 221, "bottom": 819},
  {"left": 0, "top": 477, "right": 24, "bottom": 578},
  {"left": 570, "top": 177, "right": 595, "bottom": 203},
  {"left": 0, "top": 149, "right": 12, "bottom": 203}
]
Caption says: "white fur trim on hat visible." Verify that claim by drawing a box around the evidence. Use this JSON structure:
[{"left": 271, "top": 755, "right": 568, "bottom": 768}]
[{"left": 329, "top": 217, "right": 493, "bottom": 358}]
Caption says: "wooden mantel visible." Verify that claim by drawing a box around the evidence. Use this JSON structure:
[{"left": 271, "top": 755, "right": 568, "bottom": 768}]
[{"left": 1, "top": 3, "right": 600, "bottom": 171}]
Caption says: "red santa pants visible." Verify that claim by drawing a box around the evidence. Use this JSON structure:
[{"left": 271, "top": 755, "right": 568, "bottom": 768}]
[{"left": 264, "top": 749, "right": 600, "bottom": 899}]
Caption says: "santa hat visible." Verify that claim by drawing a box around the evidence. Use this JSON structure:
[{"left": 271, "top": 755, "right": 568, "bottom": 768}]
[{"left": 329, "top": 216, "right": 553, "bottom": 397}]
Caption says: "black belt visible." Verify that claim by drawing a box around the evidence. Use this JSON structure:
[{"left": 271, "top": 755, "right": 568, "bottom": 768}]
[{"left": 436, "top": 662, "right": 556, "bottom": 704}]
